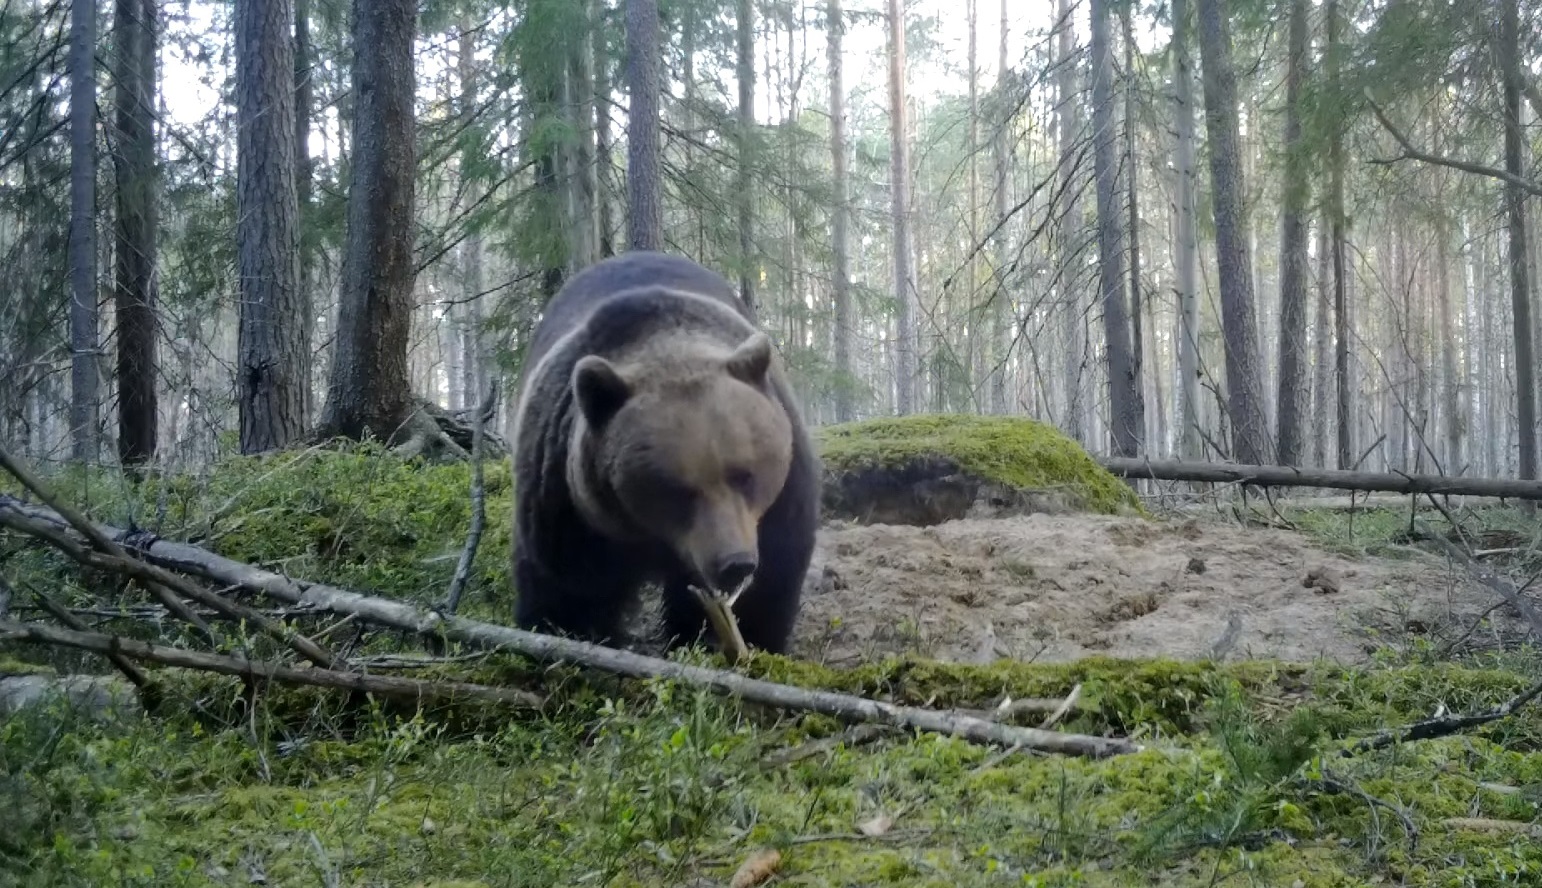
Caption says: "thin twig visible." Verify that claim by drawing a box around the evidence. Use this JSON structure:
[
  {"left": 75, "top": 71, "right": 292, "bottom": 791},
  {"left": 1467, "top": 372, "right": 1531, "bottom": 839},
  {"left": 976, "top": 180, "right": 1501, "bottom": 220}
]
[{"left": 442, "top": 381, "right": 499, "bottom": 616}]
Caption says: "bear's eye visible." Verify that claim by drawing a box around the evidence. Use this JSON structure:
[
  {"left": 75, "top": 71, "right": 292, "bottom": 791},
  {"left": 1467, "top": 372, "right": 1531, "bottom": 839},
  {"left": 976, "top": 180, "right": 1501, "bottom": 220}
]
[{"left": 726, "top": 467, "right": 756, "bottom": 501}]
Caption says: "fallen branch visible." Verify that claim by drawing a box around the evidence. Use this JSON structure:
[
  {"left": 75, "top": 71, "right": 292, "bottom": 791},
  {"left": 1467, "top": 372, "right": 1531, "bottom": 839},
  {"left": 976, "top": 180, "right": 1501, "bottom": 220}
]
[
  {"left": 1098, "top": 457, "right": 1542, "bottom": 501},
  {"left": 0, "top": 619, "right": 544, "bottom": 710},
  {"left": 1364, "top": 93, "right": 1542, "bottom": 198},
  {"left": 25, "top": 585, "right": 150, "bottom": 688},
  {"left": 0, "top": 502, "right": 339, "bottom": 668},
  {"left": 1347, "top": 674, "right": 1542, "bottom": 754},
  {"left": 0, "top": 443, "right": 215, "bottom": 638},
  {"left": 0, "top": 498, "right": 1141, "bottom": 758}
]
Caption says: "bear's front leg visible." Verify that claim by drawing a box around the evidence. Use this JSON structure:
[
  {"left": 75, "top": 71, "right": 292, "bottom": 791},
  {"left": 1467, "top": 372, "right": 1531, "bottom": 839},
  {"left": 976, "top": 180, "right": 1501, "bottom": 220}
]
[{"left": 513, "top": 553, "right": 633, "bottom": 647}]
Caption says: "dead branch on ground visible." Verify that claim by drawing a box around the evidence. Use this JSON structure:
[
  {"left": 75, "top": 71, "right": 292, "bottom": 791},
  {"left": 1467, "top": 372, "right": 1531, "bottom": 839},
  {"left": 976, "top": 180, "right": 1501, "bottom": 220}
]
[
  {"left": 0, "top": 619, "right": 543, "bottom": 709},
  {"left": 1098, "top": 456, "right": 1542, "bottom": 501},
  {"left": 1347, "top": 674, "right": 1542, "bottom": 754}
]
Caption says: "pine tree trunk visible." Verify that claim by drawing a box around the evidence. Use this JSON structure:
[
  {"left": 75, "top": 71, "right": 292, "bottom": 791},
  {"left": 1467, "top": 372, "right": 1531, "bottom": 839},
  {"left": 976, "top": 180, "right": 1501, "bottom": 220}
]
[
  {"left": 68, "top": 0, "right": 99, "bottom": 462},
  {"left": 1196, "top": 0, "right": 1268, "bottom": 465},
  {"left": 888, "top": 0, "right": 915, "bottom": 414},
  {"left": 1123, "top": 8, "right": 1146, "bottom": 449},
  {"left": 569, "top": 0, "right": 597, "bottom": 270},
  {"left": 314, "top": 0, "right": 417, "bottom": 443},
  {"left": 1312, "top": 216, "right": 1332, "bottom": 467},
  {"left": 235, "top": 0, "right": 307, "bottom": 454},
  {"left": 1500, "top": 0, "right": 1537, "bottom": 481},
  {"left": 1091, "top": 0, "right": 1139, "bottom": 457},
  {"left": 1275, "top": 0, "right": 1309, "bottom": 467},
  {"left": 990, "top": 0, "right": 1010, "bottom": 415},
  {"left": 625, "top": 0, "right": 660, "bottom": 252},
  {"left": 1056, "top": 0, "right": 1085, "bottom": 442},
  {"left": 1327, "top": 0, "right": 1352, "bottom": 469},
  {"left": 294, "top": 0, "right": 314, "bottom": 417},
  {"left": 828, "top": 0, "right": 854, "bottom": 422},
  {"left": 736, "top": 0, "right": 757, "bottom": 318},
  {"left": 1171, "top": 0, "right": 1202, "bottom": 460},
  {"left": 112, "top": 0, "right": 159, "bottom": 467},
  {"left": 457, "top": 15, "right": 485, "bottom": 408},
  {"left": 593, "top": 3, "right": 615, "bottom": 259},
  {"left": 967, "top": 0, "right": 981, "bottom": 409}
]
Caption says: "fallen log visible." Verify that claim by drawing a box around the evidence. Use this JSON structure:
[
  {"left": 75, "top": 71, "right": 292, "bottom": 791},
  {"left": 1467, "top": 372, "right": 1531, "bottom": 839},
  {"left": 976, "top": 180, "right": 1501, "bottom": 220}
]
[
  {"left": 1098, "top": 457, "right": 1542, "bottom": 501},
  {"left": 0, "top": 619, "right": 544, "bottom": 709},
  {"left": 0, "top": 497, "right": 1140, "bottom": 759}
]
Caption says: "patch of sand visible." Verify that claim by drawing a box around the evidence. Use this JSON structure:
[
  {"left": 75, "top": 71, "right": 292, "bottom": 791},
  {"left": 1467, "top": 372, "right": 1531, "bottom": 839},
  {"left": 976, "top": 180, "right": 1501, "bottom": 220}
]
[{"left": 789, "top": 512, "right": 1513, "bottom": 667}]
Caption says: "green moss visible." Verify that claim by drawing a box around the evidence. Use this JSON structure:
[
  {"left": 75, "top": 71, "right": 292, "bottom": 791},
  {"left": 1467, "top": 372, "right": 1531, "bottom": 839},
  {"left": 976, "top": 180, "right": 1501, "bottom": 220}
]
[
  {"left": 814, "top": 414, "right": 1143, "bottom": 516},
  {"left": 6, "top": 656, "right": 1542, "bottom": 886}
]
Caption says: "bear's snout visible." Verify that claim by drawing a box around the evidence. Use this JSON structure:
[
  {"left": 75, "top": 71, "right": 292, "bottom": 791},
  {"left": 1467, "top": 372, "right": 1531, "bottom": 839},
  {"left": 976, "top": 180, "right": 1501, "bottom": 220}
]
[{"left": 712, "top": 552, "right": 758, "bottom": 592}]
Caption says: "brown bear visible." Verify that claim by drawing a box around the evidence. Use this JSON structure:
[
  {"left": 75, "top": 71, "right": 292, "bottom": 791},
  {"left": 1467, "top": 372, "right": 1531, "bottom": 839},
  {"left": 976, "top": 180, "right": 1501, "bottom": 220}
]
[{"left": 509, "top": 250, "right": 820, "bottom": 655}]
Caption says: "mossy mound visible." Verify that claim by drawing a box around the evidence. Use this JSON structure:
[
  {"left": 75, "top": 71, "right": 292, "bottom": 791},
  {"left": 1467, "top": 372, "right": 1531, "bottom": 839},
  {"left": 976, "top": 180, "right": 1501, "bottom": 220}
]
[
  {"left": 814, "top": 414, "right": 1142, "bottom": 525},
  {"left": 6, "top": 654, "right": 1542, "bottom": 887}
]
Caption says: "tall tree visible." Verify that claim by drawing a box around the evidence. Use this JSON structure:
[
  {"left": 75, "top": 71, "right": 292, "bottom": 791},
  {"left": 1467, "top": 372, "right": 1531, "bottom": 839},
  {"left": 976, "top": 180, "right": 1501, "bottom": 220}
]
[
  {"left": 1123, "top": 8, "right": 1146, "bottom": 446},
  {"left": 1500, "top": 0, "right": 1536, "bottom": 481},
  {"left": 1312, "top": 216, "right": 1332, "bottom": 466},
  {"left": 314, "top": 0, "right": 417, "bottom": 442},
  {"left": 828, "top": 0, "right": 854, "bottom": 422},
  {"left": 625, "top": 0, "right": 661, "bottom": 251},
  {"left": 1090, "top": 0, "right": 1140, "bottom": 456},
  {"left": 1196, "top": 0, "right": 1268, "bottom": 464},
  {"left": 294, "top": 0, "right": 314, "bottom": 415},
  {"left": 235, "top": 0, "right": 306, "bottom": 453},
  {"left": 457, "top": 12, "right": 486, "bottom": 408},
  {"left": 1055, "top": 0, "right": 1086, "bottom": 442},
  {"left": 1171, "top": 0, "right": 1201, "bottom": 460},
  {"left": 1326, "top": 0, "right": 1352, "bottom": 468},
  {"left": 593, "top": 1, "right": 616, "bottom": 258},
  {"left": 1275, "top": 0, "right": 1309, "bottom": 465},
  {"left": 887, "top": 0, "right": 915, "bottom": 414},
  {"left": 69, "top": 0, "right": 99, "bottom": 462},
  {"left": 736, "top": 0, "right": 756, "bottom": 317},
  {"left": 112, "top": 0, "right": 159, "bottom": 467},
  {"left": 989, "top": 0, "right": 1010, "bottom": 415}
]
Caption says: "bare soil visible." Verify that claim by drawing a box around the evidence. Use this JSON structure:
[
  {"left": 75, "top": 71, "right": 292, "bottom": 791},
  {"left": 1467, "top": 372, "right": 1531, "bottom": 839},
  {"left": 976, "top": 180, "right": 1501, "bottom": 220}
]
[{"left": 788, "top": 511, "right": 1519, "bottom": 668}]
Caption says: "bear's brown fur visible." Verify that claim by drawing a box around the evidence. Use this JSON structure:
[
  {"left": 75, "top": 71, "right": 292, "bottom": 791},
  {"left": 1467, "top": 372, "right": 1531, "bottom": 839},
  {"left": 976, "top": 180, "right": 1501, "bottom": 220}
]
[{"left": 509, "top": 251, "right": 820, "bottom": 654}]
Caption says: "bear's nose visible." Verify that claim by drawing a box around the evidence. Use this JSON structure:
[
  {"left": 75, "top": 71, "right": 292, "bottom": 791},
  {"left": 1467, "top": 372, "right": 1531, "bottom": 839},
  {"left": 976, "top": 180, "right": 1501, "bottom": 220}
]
[{"left": 713, "top": 553, "right": 758, "bottom": 593}]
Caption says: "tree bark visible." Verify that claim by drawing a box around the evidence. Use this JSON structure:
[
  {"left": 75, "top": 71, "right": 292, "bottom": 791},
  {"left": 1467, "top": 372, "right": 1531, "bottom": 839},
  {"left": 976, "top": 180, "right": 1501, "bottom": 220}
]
[
  {"left": 1500, "top": 0, "right": 1537, "bottom": 482},
  {"left": 1274, "top": 0, "right": 1309, "bottom": 467},
  {"left": 1056, "top": 0, "right": 1086, "bottom": 442},
  {"left": 1312, "top": 216, "right": 1332, "bottom": 467},
  {"left": 1171, "top": 0, "right": 1202, "bottom": 461},
  {"left": 1123, "top": 8, "right": 1146, "bottom": 448},
  {"left": 69, "top": 0, "right": 99, "bottom": 463},
  {"left": 887, "top": 0, "right": 916, "bottom": 414},
  {"left": 112, "top": 0, "right": 159, "bottom": 467},
  {"left": 1195, "top": 0, "right": 1268, "bottom": 464},
  {"left": 593, "top": 3, "right": 615, "bottom": 259},
  {"left": 828, "top": 0, "right": 854, "bottom": 422},
  {"left": 235, "top": 0, "right": 307, "bottom": 454},
  {"left": 736, "top": 0, "right": 757, "bottom": 318},
  {"left": 1090, "top": 0, "right": 1140, "bottom": 457},
  {"left": 314, "top": 0, "right": 417, "bottom": 443},
  {"left": 294, "top": 0, "right": 314, "bottom": 418},
  {"left": 457, "top": 15, "right": 486, "bottom": 409},
  {"left": 990, "top": 0, "right": 1010, "bottom": 415},
  {"left": 1327, "top": 0, "right": 1352, "bottom": 469},
  {"left": 625, "top": 0, "right": 661, "bottom": 252}
]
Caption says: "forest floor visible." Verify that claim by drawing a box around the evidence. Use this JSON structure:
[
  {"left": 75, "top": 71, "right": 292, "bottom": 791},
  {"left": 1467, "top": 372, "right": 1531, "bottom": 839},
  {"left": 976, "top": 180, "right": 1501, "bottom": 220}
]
[
  {"left": 7, "top": 441, "right": 1542, "bottom": 887},
  {"left": 790, "top": 506, "right": 1529, "bottom": 669}
]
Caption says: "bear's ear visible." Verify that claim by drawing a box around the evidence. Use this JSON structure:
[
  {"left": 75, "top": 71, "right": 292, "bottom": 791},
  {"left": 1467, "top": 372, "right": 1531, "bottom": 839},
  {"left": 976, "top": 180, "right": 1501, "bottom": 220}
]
[
  {"left": 573, "top": 355, "right": 631, "bottom": 427},
  {"left": 725, "top": 332, "right": 773, "bottom": 385}
]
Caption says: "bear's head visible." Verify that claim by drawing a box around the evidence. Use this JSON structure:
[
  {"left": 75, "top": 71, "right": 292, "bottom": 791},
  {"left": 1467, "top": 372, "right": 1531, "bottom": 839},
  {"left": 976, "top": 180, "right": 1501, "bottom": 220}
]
[{"left": 567, "top": 331, "right": 793, "bottom": 593}]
